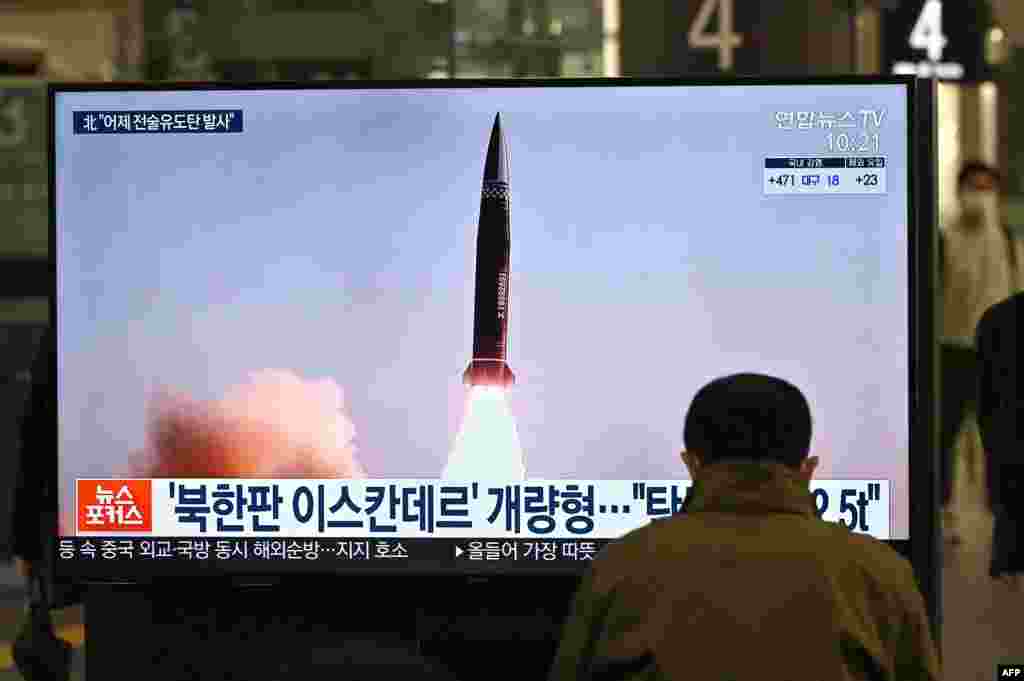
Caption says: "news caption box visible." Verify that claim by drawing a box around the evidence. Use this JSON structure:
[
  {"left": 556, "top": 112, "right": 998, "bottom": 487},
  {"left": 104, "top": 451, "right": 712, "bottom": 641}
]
[
  {"left": 75, "top": 479, "right": 891, "bottom": 540},
  {"left": 763, "top": 157, "right": 887, "bottom": 195},
  {"left": 72, "top": 110, "right": 243, "bottom": 134}
]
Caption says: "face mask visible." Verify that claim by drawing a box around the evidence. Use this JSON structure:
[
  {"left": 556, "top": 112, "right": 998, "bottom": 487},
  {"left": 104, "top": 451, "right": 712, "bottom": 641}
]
[{"left": 961, "top": 190, "right": 999, "bottom": 222}]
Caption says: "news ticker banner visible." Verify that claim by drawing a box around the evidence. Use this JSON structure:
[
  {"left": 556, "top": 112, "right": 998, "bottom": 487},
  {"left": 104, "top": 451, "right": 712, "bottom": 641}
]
[
  {"left": 74, "top": 479, "right": 891, "bottom": 540},
  {"left": 57, "top": 537, "right": 605, "bottom": 568}
]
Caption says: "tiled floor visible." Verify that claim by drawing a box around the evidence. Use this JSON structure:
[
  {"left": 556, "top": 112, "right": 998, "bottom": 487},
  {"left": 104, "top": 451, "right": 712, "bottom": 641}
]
[
  {"left": 940, "top": 419, "right": 1023, "bottom": 680},
  {"left": 0, "top": 591, "right": 84, "bottom": 681}
]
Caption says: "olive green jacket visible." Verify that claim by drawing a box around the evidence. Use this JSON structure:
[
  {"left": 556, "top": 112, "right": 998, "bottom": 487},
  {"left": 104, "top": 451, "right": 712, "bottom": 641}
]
[{"left": 548, "top": 461, "right": 941, "bottom": 681}]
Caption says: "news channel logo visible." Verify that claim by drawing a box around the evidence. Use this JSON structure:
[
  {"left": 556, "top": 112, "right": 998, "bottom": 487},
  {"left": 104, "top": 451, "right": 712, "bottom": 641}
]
[{"left": 76, "top": 479, "right": 152, "bottom": 532}]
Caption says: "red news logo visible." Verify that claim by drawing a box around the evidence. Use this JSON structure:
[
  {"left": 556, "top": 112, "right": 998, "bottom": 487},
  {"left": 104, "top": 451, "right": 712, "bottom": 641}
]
[{"left": 77, "top": 480, "right": 152, "bottom": 532}]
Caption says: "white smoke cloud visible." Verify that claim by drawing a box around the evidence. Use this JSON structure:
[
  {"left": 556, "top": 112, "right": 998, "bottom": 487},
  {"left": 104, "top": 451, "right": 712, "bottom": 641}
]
[{"left": 444, "top": 386, "right": 526, "bottom": 480}]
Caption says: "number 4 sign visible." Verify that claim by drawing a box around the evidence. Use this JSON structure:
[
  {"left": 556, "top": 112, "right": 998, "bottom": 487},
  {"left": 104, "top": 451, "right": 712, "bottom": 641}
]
[
  {"left": 887, "top": 0, "right": 971, "bottom": 80},
  {"left": 687, "top": 0, "right": 744, "bottom": 71},
  {"left": 908, "top": 0, "right": 948, "bottom": 62}
]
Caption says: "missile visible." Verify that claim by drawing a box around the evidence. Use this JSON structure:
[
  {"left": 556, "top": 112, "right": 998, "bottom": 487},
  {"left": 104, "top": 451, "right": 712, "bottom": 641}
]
[{"left": 463, "top": 113, "right": 515, "bottom": 388}]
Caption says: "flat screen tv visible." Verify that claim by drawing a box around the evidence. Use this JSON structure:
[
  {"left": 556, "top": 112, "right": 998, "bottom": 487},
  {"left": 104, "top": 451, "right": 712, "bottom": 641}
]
[{"left": 50, "top": 78, "right": 935, "bottom": 592}]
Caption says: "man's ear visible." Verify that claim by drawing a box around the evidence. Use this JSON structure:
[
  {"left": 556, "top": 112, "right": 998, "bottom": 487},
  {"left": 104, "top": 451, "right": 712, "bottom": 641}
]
[
  {"left": 799, "top": 455, "right": 820, "bottom": 482},
  {"left": 681, "top": 449, "right": 701, "bottom": 478}
]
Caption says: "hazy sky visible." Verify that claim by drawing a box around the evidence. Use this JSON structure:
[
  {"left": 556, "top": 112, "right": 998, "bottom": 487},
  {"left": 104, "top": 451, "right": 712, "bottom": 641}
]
[{"left": 55, "top": 84, "right": 910, "bottom": 537}]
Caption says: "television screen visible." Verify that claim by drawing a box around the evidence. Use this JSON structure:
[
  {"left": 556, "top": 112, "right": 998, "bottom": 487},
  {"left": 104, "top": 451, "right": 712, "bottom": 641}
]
[{"left": 53, "top": 80, "right": 914, "bottom": 578}]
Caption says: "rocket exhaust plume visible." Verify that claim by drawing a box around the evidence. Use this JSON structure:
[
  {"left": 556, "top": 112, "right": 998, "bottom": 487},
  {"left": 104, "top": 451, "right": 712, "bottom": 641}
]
[
  {"left": 444, "top": 386, "right": 525, "bottom": 480},
  {"left": 128, "top": 369, "right": 366, "bottom": 479},
  {"left": 463, "top": 113, "right": 515, "bottom": 388},
  {"left": 445, "top": 115, "right": 526, "bottom": 480}
]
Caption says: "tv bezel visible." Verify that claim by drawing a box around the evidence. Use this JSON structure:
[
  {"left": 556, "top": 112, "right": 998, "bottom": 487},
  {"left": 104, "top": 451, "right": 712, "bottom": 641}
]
[{"left": 48, "top": 75, "right": 937, "bottom": 632}]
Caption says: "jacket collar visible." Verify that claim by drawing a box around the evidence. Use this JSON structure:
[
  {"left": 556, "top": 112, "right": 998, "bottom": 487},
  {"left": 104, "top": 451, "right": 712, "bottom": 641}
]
[{"left": 683, "top": 459, "right": 816, "bottom": 517}]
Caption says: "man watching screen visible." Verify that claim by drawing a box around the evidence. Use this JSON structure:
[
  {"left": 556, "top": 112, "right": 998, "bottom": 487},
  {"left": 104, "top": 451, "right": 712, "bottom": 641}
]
[{"left": 548, "top": 373, "right": 940, "bottom": 681}]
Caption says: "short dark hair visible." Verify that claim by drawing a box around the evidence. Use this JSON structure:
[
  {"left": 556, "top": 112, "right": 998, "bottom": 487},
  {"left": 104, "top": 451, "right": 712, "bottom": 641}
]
[
  {"left": 958, "top": 161, "right": 1002, "bottom": 192},
  {"left": 683, "top": 373, "right": 812, "bottom": 468}
]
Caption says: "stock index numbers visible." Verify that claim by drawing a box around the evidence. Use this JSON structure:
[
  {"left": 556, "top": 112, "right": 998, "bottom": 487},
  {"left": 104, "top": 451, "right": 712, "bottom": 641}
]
[{"left": 763, "top": 157, "right": 887, "bottom": 196}]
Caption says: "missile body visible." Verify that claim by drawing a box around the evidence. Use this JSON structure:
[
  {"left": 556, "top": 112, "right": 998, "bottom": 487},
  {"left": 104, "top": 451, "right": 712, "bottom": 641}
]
[{"left": 463, "top": 114, "right": 515, "bottom": 388}]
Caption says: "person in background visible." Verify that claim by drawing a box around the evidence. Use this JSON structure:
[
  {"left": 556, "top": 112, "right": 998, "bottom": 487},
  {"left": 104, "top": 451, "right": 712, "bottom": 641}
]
[
  {"left": 548, "top": 373, "right": 939, "bottom": 681},
  {"left": 8, "top": 326, "right": 80, "bottom": 680},
  {"left": 975, "top": 292, "right": 1023, "bottom": 588},
  {"left": 10, "top": 325, "right": 56, "bottom": 581},
  {"left": 938, "top": 161, "right": 1024, "bottom": 544}
]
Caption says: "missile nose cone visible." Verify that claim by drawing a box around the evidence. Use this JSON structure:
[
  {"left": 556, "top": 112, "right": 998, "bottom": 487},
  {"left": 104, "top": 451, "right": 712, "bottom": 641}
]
[{"left": 483, "top": 113, "right": 509, "bottom": 185}]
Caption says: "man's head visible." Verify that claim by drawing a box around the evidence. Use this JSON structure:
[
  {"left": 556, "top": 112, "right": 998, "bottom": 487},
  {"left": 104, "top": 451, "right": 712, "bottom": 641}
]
[
  {"left": 958, "top": 161, "right": 1002, "bottom": 225},
  {"left": 682, "top": 373, "right": 818, "bottom": 483}
]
